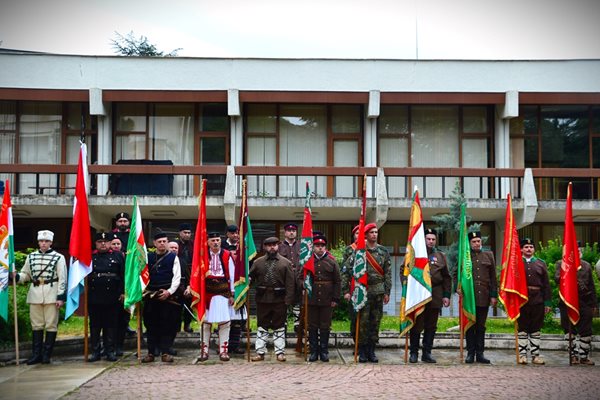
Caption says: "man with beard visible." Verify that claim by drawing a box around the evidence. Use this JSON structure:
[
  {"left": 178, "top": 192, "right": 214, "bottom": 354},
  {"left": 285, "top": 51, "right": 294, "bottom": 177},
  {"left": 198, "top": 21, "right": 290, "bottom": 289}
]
[{"left": 250, "top": 237, "right": 295, "bottom": 362}]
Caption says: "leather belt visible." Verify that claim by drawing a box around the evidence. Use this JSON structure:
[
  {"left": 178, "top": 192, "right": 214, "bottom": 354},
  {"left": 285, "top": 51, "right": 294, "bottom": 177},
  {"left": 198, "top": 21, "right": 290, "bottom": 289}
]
[
  {"left": 33, "top": 278, "right": 58, "bottom": 286},
  {"left": 95, "top": 272, "right": 118, "bottom": 278}
]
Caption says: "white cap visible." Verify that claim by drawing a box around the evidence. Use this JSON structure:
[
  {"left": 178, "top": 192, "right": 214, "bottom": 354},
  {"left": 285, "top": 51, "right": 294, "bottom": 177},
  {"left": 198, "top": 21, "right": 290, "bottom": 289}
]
[{"left": 37, "top": 230, "right": 54, "bottom": 241}]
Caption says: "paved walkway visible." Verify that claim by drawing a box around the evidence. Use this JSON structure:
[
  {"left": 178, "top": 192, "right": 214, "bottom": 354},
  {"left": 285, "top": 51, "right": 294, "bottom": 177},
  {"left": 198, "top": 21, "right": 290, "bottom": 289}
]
[{"left": 1, "top": 346, "right": 598, "bottom": 400}]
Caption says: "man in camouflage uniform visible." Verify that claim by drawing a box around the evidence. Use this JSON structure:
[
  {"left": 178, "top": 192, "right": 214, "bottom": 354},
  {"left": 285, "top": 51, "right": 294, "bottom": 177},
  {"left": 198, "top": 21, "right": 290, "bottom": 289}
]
[
  {"left": 278, "top": 222, "right": 303, "bottom": 353},
  {"left": 555, "top": 243, "right": 598, "bottom": 365},
  {"left": 517, "top": 238, "right": 551, "bottom": 365},
  {"left": 409, "top": 228, "right": 451, "bottom": 363},
  {"left": 14, "top": 230, "right": 67, "bottom": 365},
  {"left": 342, "top": 223, "right": 391, "bottom": 363},
  {"left": 341, "top": 225, "right": 361, "bottom": 342},
  {"left": 465, "top": 231, "right": 498, "bottom": 364}
]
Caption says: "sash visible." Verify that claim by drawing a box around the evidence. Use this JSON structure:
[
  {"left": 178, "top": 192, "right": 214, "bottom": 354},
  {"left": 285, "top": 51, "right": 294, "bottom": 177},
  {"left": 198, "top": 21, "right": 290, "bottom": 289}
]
[{"left": 365, "top": 250, "right": 385, "bottom": 276}]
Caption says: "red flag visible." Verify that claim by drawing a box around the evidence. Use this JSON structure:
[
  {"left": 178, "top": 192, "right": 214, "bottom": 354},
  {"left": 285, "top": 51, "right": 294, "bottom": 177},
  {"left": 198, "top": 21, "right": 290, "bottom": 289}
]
[
  {"left": 559, "top": 182, "right": 580, "bottom": 325},
  {"left": 498, "top": 193, "right": 528, "bottom": 322},
  {"left": 190, "top": 179, "right": 209, "bottom": 322}
]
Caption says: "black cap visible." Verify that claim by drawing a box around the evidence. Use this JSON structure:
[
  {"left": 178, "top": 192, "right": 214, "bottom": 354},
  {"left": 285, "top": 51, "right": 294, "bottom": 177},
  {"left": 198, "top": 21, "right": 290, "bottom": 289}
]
[
  {"left": 424, "top": 228, "right": 437, "bottom": 236},
  {"left": 520, "top": 238, "right": 534, "bottom": 248},
  {"left": 153, "top": 232, "right": 168, "bottom": 240},
  {"left": 312, "top": 230, "right": 323, "bottom": 237},
  {"left": 263, "top": 237, "right": 280, "bottom": 245},
  {"left": 112, "top": 233, "right": 121, "bottom": 241},
  {"left": 577, "top": 241, "right": 582, "bottom": 248},
  {"left": 468, "top": 231, "right": 482, "bottom": 240},
  {"left": 95, "top": 232, "right": 111, "bottom": 242},
  {"left": 179, "top": 223, "right": 192, "bottom": 231},
  {"left": 284, "top": 223, "right": 298, "bottom": 231},
  {"left": 115, "top": 212, "right": 130, "bottom": 220},
  {"left": 227, "top": 224, "right": 239, "bottom": 233},
  {"left": 208, "top": 232, "right": 221, "bottom": 239},
  {"left": 313, "top": 235, "right": 327, "bottom": 245}
]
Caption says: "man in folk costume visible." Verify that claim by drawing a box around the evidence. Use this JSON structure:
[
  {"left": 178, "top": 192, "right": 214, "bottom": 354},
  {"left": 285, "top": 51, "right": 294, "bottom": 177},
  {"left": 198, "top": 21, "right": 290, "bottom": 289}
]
[
  {"left": 13, "top": 230, "right": 67, "bottom": 365},
  {"left": 221, "top": 224, "right": 246, "bottom": 355},
  {"left": 307, "top": 234, "right": 341, "bottom": 362},
  {"left": 88, "top": 232, "right": 125, "bottom": 362},
  {"left": 197, "top": 232, "right": 236, "bottom": 362},
  {"left": 465, "top": 231, "right": 498, "bottom": 364},
  {"left": 555, "top": 243, "right": 598, "bottom": 365},
  {"left": 142, "top": 232, "right": 182, "bottom": 363},
  {"left": 517, "top": 238, "right": 551, "bottom": 365},
  {"left": 250, "top": 237, "right": 295, "bottom": 362},
  {"left": 342, "top": 223, "right": 392, "bottom": 363},
  {"left": 408, "top": 228, "right": 451, "bottom": 363},
  {"left": 278, "top": 222, "right": 303, "bottom": 352}
]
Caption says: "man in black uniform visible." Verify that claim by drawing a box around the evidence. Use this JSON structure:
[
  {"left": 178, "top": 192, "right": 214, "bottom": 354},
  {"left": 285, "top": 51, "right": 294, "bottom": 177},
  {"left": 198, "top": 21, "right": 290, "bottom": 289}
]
[
  {"left": 142, "top": 232, "right": 182, "bottom": 363},
  {"left": 306, "top": 234, "right": 341, "bottom": 362},
  {"left": 112, "top": 212, "right": 135, "bottom": 348},
  {"left": 88, "top": 232, "right": 125, "bottom": 362},
  {"left": 175, "top": 222, "right": 194, "bottom": 333},
  {"left": 112, "top": 212, "right": 130, "bottom": 249}
]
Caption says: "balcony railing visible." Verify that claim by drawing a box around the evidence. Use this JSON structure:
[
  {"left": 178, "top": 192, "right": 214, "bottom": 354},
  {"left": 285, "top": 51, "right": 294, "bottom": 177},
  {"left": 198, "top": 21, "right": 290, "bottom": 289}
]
[{"left": 0, "top": 164, "right": 598, "bottom": 201}]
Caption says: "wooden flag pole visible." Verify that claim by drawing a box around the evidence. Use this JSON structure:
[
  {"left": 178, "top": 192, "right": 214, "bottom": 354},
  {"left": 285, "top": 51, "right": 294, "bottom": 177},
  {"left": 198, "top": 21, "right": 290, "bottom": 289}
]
[
  {"left": 83, "top": 277, "right": 89, "bottom": 361},
  {"left": 513, "top": 322, "right": 519, "bottom": 364},
  {"left": 136, "top": 304, "right": 142, "bottom": 363},
  {"left": 11, "top": 273, "right": 19, "bottom": 365},
  {"left": 246, "top": 298, "right": 251, "bottom": 362},
  {"left": 303, "top": 290, "right": 308, "bottom": 361},
  {"left": 353, "top": 311, "right": 361, "bottom": 363},
  {"left": 404, "top": 332, "right": 409, "bottom": 364},
  {"left": 459, "top": 294, "right": 464, "bottom": 362}
]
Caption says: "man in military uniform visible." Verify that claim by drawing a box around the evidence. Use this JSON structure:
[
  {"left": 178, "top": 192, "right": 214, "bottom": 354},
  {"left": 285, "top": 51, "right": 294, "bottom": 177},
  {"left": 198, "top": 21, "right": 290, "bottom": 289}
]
[
  {"left": 341, "top": 225, "right": 361, "bottom": 342},
  {"left": 517, "top": 238, "right": 551, "bottom": 365},
  {"left": 465, "top": 231, "right": 498, "bottom": 364},
  {"left": 175, "top": 222, "right": 194, "bottom": 333},
  {"left": 306, "top": 234, "right": 341, "bottom": 362},
  {"left": 223, "top": 224, "right": 240, "bottom": 252},
  {"left": 197, "top": 232, "right": 236, "bottom": 362},
  {"left": 142, "top": 232, "right": 182, "bottom": 363},
  {"left": 88, "top": 232, "right": 125, "bottom": 362},
  {"left": 250, "top": 237, "right": 295, "bottom": 362},
  {"left": 278, "top": 222, "right": 303, "bottom": 352},
  {"left": 409, "top": 228, "right": 451, "bottom": 363},
  {"left": 112, "top": 212, "right": 131, "bottom": 249},
  {"left": 555, "top": 243, "right": 598, "bottom": 365},
  {"left": 14, "top": 230, "right": 67, "bottom": 365},
  {"left": 342, "top": 223, "right": 392, "bottom": 363},
  {"left": 112, "top": 212, "right": 135, "bottom": 344}
]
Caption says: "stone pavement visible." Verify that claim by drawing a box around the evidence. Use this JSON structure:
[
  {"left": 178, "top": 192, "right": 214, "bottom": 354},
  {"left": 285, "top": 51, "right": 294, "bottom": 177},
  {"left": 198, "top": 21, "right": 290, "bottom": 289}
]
[{"left": 2, "top": 346, "right": 598, "bottom": 400}]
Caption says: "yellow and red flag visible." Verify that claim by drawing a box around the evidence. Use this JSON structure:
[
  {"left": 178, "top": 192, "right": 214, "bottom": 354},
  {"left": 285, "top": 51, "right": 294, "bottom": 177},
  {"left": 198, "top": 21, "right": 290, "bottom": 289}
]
[
  {"left": 559, "top": 182, "right": 580, "bottom": 325},
  {"left": 190, "top": 179, "right": 209, "bottom": 322}
]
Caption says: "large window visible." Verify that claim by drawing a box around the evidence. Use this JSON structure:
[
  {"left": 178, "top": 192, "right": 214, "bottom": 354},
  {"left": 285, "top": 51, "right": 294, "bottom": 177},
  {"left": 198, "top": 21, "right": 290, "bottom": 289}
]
[
  {"left": 378, "top": 105, "right": 409, "bottom": 198},
  {"left": 0, "top": 101, "right": 16, "bottom": 185},
  {"left": 198, "top": 103, "right": 228, "bottom": 195}
]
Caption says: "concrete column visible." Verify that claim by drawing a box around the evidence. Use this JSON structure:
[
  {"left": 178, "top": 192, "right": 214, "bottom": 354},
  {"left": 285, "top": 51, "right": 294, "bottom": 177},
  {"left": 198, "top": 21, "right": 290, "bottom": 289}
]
[
  {"left": 365, "top": 90, "right": 380, "bottom": 199},
  {"left": 228, "top": 89, "right": 243, "bottom": 166},
  {"left": 96, "top": 105, "right": 112, "bottom": 196},
  {"left": 223, "top": 165, "right": 237, "bottom": 225}
]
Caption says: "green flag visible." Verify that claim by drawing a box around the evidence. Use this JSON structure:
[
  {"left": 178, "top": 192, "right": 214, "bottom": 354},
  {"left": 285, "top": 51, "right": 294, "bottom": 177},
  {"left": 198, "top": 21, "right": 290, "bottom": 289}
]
[
  {"left": 457, "top": 203, "right": 476, "bottom": 333},
  {"left": 124, "top": 196, "right": 148, "bottom": 309},
  {"left": 0, "top": 180, "right": 15, "bottom": 322},
  {"left": 233, "top": 180, "right": 256, "bottom": 310}
]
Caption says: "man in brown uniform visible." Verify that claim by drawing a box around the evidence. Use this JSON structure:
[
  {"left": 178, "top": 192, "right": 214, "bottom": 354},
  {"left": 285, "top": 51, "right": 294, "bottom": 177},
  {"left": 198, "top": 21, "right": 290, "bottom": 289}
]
[
  {"left": 409, "top": 228, "right": 451, "bottom": 363},
  {"left": 306, "top": 234, "right": 341, "bottom": 362},
  {"left": 278, "top": 222, "right": 303, "bottom": 352},
  {"left": 465, "top": 231, "right": 498, "bottom": 364},
  {"left": 250, "top": 237, "right": 295, "bottom": 362},
  {"left": 555, "top": 243, "right": 598, "bottom": 365},
  {"left": 517, "top": 238, "right": 551, "bottom": 365}
]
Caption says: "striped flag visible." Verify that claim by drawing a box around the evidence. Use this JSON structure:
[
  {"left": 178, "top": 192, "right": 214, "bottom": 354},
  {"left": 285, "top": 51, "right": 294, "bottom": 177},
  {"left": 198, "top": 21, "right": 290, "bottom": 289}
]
[
  {"left": 458, "top": 203, "right": 476, "bottom": 333},
  {"left": 65, "top": 143, "right": 93, "bottom": 319},
  {"left": 498, "top": 193, "right": 528, "bottom": 322},
  {"left": 0, "top": 180, "right": 15, "bottom": 322},
  {"left": 351, "top": 176, "right": 368, "bottom": 312},
  {"left": 559, "top": 182, "right": 580, "bottom": 325},
  {"left": 300, "top": 182, "right": 314, "bottom": 296},
  {"left": 233, "top": 179, "right": 256, "bottom": 310},
  {"left": 190, "top": 179, "right": 209, "bottom": 322},
  {"left": 399, "top": 189, "right": 432, "bottom": 335},
  {"left": 123, "top": 196, "right": 149, "bottom": 309}
]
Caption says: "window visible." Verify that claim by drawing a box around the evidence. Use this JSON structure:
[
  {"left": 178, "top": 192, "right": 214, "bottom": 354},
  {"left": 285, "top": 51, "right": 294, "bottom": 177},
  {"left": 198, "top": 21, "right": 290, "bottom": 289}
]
[
  {"left": 198, "top": 104, "right": 228, "bottom": 196},
  {"left": 0, "top": 101, "right": 16, "bottom": 185},
  {"left": 378, "top": 105, "right": 409, "bottom": 198}
]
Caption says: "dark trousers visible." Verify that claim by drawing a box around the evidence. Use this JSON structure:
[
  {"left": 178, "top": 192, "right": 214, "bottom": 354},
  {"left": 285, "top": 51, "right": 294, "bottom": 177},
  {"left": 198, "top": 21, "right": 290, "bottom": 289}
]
[
  {"left": 465, "top": 306, "right": 489, "bottom": 354},
  {"left": 256, "top": 302, "right": 287, "bottom": 330},
  {"left": 307, "top": 304, "right": 333, "bottom": 331},
  {"left": 560, "top": 304, "right": 593, "bottom": 336},
  {"left": 410, "top": 306, "right": 440, "bottom": 352},
  {"left": 517, "top": 303, "right": 545, "bottom": 333},
  {"left": 143, "top": 298, "right": 182, "bottom": 354}
]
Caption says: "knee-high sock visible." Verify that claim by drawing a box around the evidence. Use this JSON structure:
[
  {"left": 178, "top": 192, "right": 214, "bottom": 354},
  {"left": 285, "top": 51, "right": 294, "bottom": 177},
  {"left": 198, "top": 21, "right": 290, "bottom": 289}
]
[
  {"left": 579, "top": 336, "right": 592, "bottom": 360},
  {"left": 518, "top": 331, "right": 528, "bottom": 355},
  {"left": 201, "top": 323, "right": 211, "bottom": 356},
  {"left": 256, "top": 327, "right": 268, "bottom": 355},
  {"left": 218, "top": 322, "right": 231, "bottom": 354},
  {"left": 529, "top": 332, "right": 541, "bottom": 357},
  {"left": 274, "top": 327, "right": 286, "bottom": 355}
]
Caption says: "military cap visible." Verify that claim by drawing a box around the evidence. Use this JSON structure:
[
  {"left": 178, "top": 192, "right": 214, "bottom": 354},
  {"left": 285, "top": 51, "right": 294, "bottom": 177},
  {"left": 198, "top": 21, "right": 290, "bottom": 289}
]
[
  {"left": 208, "top": 232, "right": 221, "bottom": 239},
  {"left": 263, "top": 237, "right": 280, "bottom": 245},
  {"left": 115, "top": 212, "right": 130, "bottom": 220},
  {"left": 178, "top": 223, "right": 192, "bottom": 231},
  {"left": 520, "top": 238, "right": 534, "bottom": 248},
  {"left": 364, "top": 223, "right": 377, "bottom": 233},
  {"left": 468, "top": 231, "right": 482, "bottom": 240},
  {"left": 284, "top": 223, "right": 298, "bottom": 231},
  {"left": 424, "top": 228, "right": 437, "bottom": 236},
  {"left": 313, "top": 235, "right": 327, "bottom": 245},
  {"left": 577, "top": 241, "right": 582, "bottom": 248},
  {"left": 227, "top": 224, "right": 239, "bottom": 233},
  {"left": 95, "top": 232, "right": 111, "bottom": 242},
  {"left": 153, "top": 232, "right": 168, "bottom": 240},
  {"left": 112, "top": 233, "right": 121, "bottom": 241},
  {"left": 352, "top": 225, "right": 360, "bottom": 235},
  {"left": 312, "top": 230, "right": 323, "bottom": 237},
  {"left": 37, "top": 230, "right": 54, "bottom": 241}
]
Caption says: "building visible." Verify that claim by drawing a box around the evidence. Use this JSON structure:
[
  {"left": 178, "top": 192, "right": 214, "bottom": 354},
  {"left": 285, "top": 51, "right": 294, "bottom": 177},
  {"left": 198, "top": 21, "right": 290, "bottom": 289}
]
[{"left": 1, "top": 51, "right": 599, "bottom": 313}]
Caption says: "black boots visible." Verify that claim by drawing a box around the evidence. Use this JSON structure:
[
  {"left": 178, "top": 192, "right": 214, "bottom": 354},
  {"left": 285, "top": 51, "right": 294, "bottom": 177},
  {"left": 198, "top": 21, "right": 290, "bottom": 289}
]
[
  {"left": 367, "top": 342, "right": 378, "bottom": 363},
  {"left": 319, "top": 330, "right": 330, "bottom": 362},
  {"left": 89, "top": 327, "right": 102, "bottom": 362},
  {"left": 475, "top": 330, "right": 490, "bottom": 364},
  {"left": 42, "top": 331, "right": 57, "bottom": 364},
  {"left": 358, "top": 345, "right": 368, "bottom": 363},
  {"left": 308, "top": 330, "right": 319, "bottom": 362},
  {"left": 27, "top": 330, "right": 44, "bottom": 365},
  {"left": 104, "top": 328, "right": 117, "bottom": 361},
  {"left": 465, "top": 328, "right": 476, "bottom": 363},
  {"left": 421, "top": 331, "right": 436, "bottom": 363},
  {"left": 409, "top": 330, "right": 419, "bottom": 363}
]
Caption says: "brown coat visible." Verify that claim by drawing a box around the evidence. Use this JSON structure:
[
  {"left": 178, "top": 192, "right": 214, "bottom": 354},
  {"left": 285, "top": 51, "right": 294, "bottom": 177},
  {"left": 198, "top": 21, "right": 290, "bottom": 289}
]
[
  {"left": 428, "top": 249, "right": 452, "bottom": 308},
  {"left": 555, "top": 260, "right": 598, "bottom": 308},
  {"left": 471, "top": 250, "right": 498, "bottom": 307},
  {"left": 278, "top": 240, "right": 300, "bottom": 268},
  {"left": 307, "top": 252, "right": 341, "bottom": 306},
  {"left": 523, "top": 257, "right": 551, "bottom": 305},
  {"left": 250, "top": 253, "right": 295, "bottom": 305}
]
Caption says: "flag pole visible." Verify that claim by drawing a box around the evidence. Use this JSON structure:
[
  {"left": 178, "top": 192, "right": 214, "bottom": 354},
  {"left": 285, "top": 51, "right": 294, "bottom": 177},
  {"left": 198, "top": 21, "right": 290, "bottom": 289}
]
[
  {"left": 136, "top": 304, "right": 142, "bottom": 363},
  {"left": 11, "top": 273, "right": 19, "bottom": 365},
  {"left": 403, "top": 332, "right": 409, "bottom": 364},
  {"left": 354, "top": 312, "right": 360, "bottom": 363},
  {"left": 303, "top": 290, "right": 308, "bottom": 361},
  {"left": 84, "top": 277, "right": 89, "bottom": 361},
  {"left": 245, "top": 299, "right": 251, "bottom": 362},
  {"left": 513, "top": 321, "right": 519, "bottom": 364},
  {"left": 459, "top": 294, "right": 464, "bottom": 362}
]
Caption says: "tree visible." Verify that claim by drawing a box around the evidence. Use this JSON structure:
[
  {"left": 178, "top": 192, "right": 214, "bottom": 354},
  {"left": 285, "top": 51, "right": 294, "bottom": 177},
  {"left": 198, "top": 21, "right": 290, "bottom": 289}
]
[{"left": 111, "top": 31, "right": 182, "bottom": 57}]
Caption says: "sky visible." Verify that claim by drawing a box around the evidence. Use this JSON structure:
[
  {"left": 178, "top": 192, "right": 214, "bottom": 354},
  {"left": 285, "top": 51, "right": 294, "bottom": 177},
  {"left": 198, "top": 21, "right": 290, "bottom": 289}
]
[{"left": 1, "top": 0, "right": 599, "bottom": 59}]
